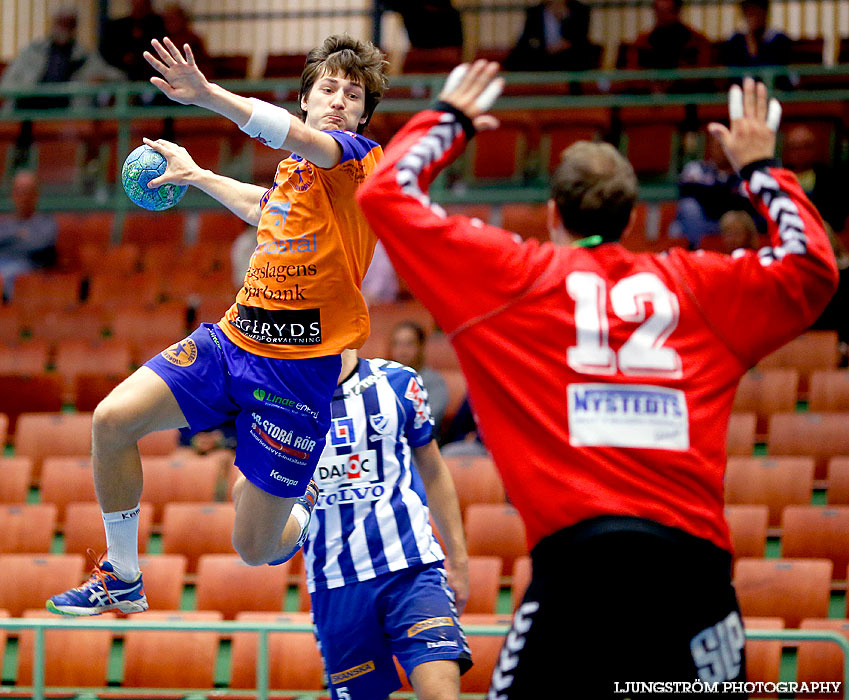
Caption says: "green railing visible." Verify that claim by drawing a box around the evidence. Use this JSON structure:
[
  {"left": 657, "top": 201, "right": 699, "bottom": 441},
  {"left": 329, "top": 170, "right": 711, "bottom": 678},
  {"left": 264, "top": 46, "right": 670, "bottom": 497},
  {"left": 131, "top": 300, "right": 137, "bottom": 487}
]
[
  {"left": 1, "top": 64, "right": 847, "bottom": 211},
  {"left": 0, "top": 618, "right": 847, "bottom": 700}
]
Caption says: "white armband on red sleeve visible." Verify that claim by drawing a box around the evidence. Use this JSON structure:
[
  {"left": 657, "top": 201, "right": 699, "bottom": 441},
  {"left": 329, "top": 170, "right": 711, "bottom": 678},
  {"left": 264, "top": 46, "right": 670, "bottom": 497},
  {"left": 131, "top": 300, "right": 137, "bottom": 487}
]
[{"left": 239, "top": 97, "right": 291, "bottom": 149}]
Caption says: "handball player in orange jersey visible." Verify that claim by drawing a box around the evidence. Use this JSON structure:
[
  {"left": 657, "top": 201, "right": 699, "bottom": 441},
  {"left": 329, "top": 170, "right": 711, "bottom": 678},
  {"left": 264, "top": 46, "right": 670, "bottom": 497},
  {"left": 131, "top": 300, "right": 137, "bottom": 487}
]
[{"left": 47, "top": 34, "right": 388, "bottom": 615}]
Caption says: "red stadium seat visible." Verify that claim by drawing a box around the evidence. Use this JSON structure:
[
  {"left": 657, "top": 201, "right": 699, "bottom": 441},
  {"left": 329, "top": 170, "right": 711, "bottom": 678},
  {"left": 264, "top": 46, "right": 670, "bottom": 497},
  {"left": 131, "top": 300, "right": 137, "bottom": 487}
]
[
  {"left": 465, "top": 503, "right": 527, "bottom": 576},
  {"left": 0, "top": 504, "right": 57, "bottom": 553},
  {"left": 121, "top": 211, "right": 186, "bottom": 247},
  {"left": 734, "top": 558, "right": 831, "bottom": 628},
  {"left": 121, "top": 610, "right": 222, "bottom": 689},
  {"left": 195, "top": 554, "right": 289, "bottom": 619},
  {"left": 0, "top": 554, "right": 84, "bottom": 617},
  {"left": 230, "top": 611, "right": 324, "bottom": 690},
  {"left": 724, "top": 504, "right": 768, "bottom": 561},
  {"left": 0, "top": 339, "right": 49, "bottom": 375},
  {"left": 724, "top": 456, "right": 814, "bottom": 528},
  {"left": 0, "top": 457, "right": 32, "bottom": 503},
  {"left": 0, "top": 375, "right": 64, "bottom": 438},
  {"left": 767, "top": 413, "right": 849, "bottom": 480}
]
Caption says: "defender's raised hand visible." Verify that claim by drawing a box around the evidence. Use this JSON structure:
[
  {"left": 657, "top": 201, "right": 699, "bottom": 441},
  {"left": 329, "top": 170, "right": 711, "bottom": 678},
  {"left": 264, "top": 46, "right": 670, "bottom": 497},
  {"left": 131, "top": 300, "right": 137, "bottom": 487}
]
[
  {"left": 438, "top": 60, "right": 504, "bottom": 132},
  {"left": 707, "top": 77, "right": 782, "bottom": 174},
  {"left": 144, "top": 37, "right": 213, "bottom": 108}
]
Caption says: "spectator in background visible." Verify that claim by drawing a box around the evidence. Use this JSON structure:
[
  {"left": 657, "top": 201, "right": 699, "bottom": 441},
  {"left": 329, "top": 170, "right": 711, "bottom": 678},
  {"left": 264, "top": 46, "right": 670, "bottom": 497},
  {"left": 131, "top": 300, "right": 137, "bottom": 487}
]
[
  {"left": 720, "top": 0, "right": 792, "bottom": 70},
  {"left": 0, "top": 171, "right": 57, "bottom": 300},
  {"left": 670, "top": 131, "right": 758, "bottom": 248},
  {"left": 782, "top": 124, "right": 848, "bottom": 234},
  {"left": 362, "top": 240, "right": 400, "bottom": 306},
  {"left": 628, "top": 0, "right": 711, "bottom": 69},
  {"left": 380, "top": 0, "right": 463, "bottom": 50},
  {"left": 718, "top": 210, "right": 760, "bottom": 254},
  {"left": 1, "top": 8, "right": 124, "bottom": 165},
  {"left": 388, "top": 321, "right": 449, "bottom": 442},
  {"left": 161, "top": 3, "right": 213, "bottom": 77},
  {"left": 505, "top": 1, "right": 598, "bottom": 72},
  {"left": 100, "top": 0, "right": 166, "bottom": 82}
]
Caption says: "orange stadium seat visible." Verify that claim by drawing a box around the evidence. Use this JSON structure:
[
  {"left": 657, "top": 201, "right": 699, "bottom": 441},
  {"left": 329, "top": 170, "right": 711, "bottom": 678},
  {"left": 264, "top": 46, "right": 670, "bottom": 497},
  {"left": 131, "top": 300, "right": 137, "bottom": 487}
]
[
  {"left": 767, "top": 413, "right": 849, "bottom": 481},
  {"left": 797, "top": 618, "right": 849, "bottom": 691},
  {"left": 140, "top": 454, "right": 220, "bottom": 523},
  {"left": 197, "top": 209, "right": 247, "bottom": 244},
  {"left": 78, "top": 243, "right": 139, "bottom": 277},
  {"left": 16, "top": 609, "right": 114, "bottom": 687},
  {"left": 0, "top": 457, "right": 32, "bottom": 503},
  {"left": 724, "top": 504, "right": 768, "bottom": 561},
  {"left": 230, "top": 612, "right": 324, "bottom": 691},
  {"left": 726, "top": 413, "right": 757, "bottom": 457},
  {"left": 465, "top": 556, "right": 503, "bottom": 615},
  {"left": 827, "top": 458, "right": 849, "bottom": 505},
  {"left": 121, "top": 211, "right": 186, "bottom": 247},
  {"left": 63, "top": 502, "right": 154, "bottom": 557},
  {"left": 109, "top": 307, "right": 186, "bottom": 345},
  {"left": 458, "top": 613, "right": 512, "bottom": 694},
  {"left": 511, "top": 555, "right": 532, "bottom": 611},
  {"left": 14, "top": 412, "right": 93, "bottom": 484},
  {"left": 0, "top": 339, "right": 49, "bottom": 374},
  {"left": 0, "top": 554, "right": 84, "bottom": 617},
  {"left": 0, "top": 504, "right": 57, "bottom": 554},
  {"left": 138, "top": 428, "right": 180, "bottom": 456},
  {"left": 136, "top": 554, "right": 188, "bottom": 611},
  {"left": 444, "top": 455, "right": 506, "bottom": 514},
  {"left": 781, "top": 506, "right": 849, "bottom": 581},
  {"left": 55, "top": 212, "right": 113, "bottom": 270},
  {"left": 0, "top": 375, "right": 63, "bottom": 437},
  {"left": 725, "top": 456, "right": 814, "bottom": 528},
  {"left": 742, "top": 617, "right": 783, "bottom": 688},
  {"left": 732, "top": 368, "right": 799, "bottom": 437},
  {"left": 756, "top": 331, "right": 839, "bottom": 396},
  {"left": 501, "top": 203, "right": 548, "bottom": 242},
  {"left": 14, "top": 271, "right": 82, "bottom": 311},
  {"left": 0, "top": 308, "right": 23, "bottom": 344},
  {"left": 465, "top": 504, "right": 527, "bottom": 576},
  {"left": 86, "top": 272, "right": 162, "bottom": 310},
  {"left": 29, "top": 308, "right": 109, "bottom": 345},
  {"left": 0, "top": 412, "right": 6, "bottom": 446},
  {"left": 40, "top": 457, "right": 97, "bottom": 522},
  {"left": 161, "top": 503, "right": 235, "bottom": 572},
  {"left": 121, "top": 610, "right": 222, "bottom": 689},
  {"left": 734, "top": 558, "right": 831, "bottom": 628},
  {"left": 195, "top": 554, "right": 289, "bottom": 619},
  {"left": 468, "top": 124, "right": 527, "bottom": 182},
  {"left": 73, "top": 373, "right": 125, "bottom": 412},
  {"left": 808, "top": 370, "right": 849, "bottom": 412}
]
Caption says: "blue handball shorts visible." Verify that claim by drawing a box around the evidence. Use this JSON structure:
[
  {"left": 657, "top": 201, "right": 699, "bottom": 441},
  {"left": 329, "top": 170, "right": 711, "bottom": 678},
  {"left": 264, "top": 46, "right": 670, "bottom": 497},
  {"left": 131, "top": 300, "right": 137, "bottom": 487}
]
[
  {"left": 311, "top": 563, "right": 472, "bottom": 700},
  {"left": 145, "top": 323, "right": 341, "bottom": 498}
]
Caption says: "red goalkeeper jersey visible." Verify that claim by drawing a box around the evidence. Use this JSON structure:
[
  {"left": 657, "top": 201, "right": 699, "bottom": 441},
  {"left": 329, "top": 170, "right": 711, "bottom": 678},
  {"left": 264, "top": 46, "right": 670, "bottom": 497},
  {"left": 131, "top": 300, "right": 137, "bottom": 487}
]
[{"left": 357, "top": 108, "right": 838, "bottom": 553}]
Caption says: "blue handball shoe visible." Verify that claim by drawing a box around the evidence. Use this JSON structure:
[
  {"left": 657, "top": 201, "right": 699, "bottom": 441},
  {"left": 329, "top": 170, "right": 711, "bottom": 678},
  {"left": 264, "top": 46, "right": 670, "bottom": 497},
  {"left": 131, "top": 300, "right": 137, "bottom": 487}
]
[
  {"left": 268, "top": 479, "right": 319, "bottom": 566},
  {"left": 46, "top": 549, "right": 148, "bottom": 616}
]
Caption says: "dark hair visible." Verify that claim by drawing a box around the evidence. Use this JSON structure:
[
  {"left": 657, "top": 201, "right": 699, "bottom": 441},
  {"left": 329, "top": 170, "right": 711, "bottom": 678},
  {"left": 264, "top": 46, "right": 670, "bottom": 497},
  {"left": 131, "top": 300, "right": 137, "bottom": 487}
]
[
  {"left": 740, "top": 0, "right": 769, "bottom": 10},
  {"left": 551, "top": 141, "right": 638, "bottom": 242},
  {"left": 391, "top": 320, "right": 427, "bottom": 347},
  {"left": 298, "top": 33, "right": 389, "bottom": 133}
]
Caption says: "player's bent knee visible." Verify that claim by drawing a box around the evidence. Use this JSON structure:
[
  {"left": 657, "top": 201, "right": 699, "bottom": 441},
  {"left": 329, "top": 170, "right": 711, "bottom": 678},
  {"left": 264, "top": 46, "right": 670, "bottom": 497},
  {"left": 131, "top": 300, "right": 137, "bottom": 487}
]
[
  {"left": 231, "top": 531, "right": 275, "bottom": 567},
  {"left": 92, "top": 397, "right": 141, "bottom": 446}
]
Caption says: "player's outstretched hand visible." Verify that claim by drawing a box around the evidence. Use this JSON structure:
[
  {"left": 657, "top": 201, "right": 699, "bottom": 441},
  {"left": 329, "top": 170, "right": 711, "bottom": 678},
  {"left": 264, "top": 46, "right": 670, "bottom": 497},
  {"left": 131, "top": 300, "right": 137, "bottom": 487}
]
[
  {"left": 707, "top": 77, "right": 781, "bottom": 174},
  {"left": 438, "top": 60, "right": 504, "bottom": 132},
  {"left": 142, "top": 137, "right": 201, "bottom": 188},
  {"left": 144, "top": 37, "right": 212, "bottom": 108}
]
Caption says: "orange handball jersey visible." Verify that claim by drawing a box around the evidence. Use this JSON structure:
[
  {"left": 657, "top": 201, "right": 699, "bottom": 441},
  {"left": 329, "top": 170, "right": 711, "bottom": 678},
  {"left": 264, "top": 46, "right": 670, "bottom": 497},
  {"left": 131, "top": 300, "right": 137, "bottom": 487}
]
[{"left": 220, "top": 130, "right": 382, "bottom": 359}]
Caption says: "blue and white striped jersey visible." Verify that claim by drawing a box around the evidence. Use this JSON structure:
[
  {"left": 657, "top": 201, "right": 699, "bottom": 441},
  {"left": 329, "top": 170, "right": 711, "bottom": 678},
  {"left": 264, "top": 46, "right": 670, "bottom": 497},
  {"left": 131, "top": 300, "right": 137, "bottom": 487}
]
[{"left": 304, "top": 357, "right": 445, "bottom": 592}]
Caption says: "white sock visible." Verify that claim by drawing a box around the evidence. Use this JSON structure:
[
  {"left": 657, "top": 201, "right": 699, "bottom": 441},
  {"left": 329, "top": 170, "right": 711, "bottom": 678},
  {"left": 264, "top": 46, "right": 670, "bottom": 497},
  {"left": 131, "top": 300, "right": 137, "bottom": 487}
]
[{"left": 102, "top": 505, "right": 141, "bottom": 582}]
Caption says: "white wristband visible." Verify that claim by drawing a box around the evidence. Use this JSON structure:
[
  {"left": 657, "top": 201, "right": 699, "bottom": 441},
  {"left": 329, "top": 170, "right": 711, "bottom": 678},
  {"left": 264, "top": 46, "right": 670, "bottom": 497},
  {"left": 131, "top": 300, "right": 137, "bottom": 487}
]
[{"left": 239, "top": 97, "right": 292, "bottom": 149}]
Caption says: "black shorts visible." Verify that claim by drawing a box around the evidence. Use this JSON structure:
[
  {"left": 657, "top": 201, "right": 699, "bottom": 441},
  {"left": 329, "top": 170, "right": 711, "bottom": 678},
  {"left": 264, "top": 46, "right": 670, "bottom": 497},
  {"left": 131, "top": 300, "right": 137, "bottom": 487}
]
[{"left": 489, "top": 516, "right": 748, "bottom": 700}]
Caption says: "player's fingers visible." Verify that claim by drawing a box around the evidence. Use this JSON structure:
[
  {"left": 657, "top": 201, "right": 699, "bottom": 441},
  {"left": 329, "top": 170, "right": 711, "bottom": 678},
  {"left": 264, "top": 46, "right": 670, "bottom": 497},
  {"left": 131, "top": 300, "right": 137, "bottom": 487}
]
[
  {"left": 441, "top": 64, "right": 469, "bottom": 96},
  {"left": 149, "top": 76, "right": 174, "bottom": 95},
  {"left": 707, "top": 122, "right": 731, "bottom": 146},
  {"left": 475, "top": 72, "right": 502, "bottom": 112},
  {"left": 144, "top": 51, "right": 169, "bottom": 75},
  {"left": 151, "top": 39, "right": 176, "bottom": 66},
  {"left": 184, "top": 43, "right": 196, "bottom": 67},
  {"left": 755, "top": 80, "right": 768, "bottom": 122},
  {"left": 162, "top": 36, "right": 186, "bottom": 64},
  {"left": 728, "top": 84, "right": 743, "bottom": 123},
  {"left": 472, "top": 114, "right": 500, "bottom": 131},
  {"left": 766, "top": 98, "right": 782, "bottom": 132},
  {"left": 742, "top": 76, "right": 756, "bottom": 119},
  {"left": 142, "top": 136, "right": 165, "bottom": 154},
  {"left": 146, "top": 175, "right": 167, "bottom": 188}
]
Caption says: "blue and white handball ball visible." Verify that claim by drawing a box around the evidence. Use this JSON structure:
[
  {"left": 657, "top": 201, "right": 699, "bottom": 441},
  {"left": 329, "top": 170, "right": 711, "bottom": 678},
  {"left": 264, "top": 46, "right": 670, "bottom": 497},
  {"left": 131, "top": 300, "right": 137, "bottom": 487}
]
[{"left": 121, "top": 144, "right": 187, "bottom": 211}]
